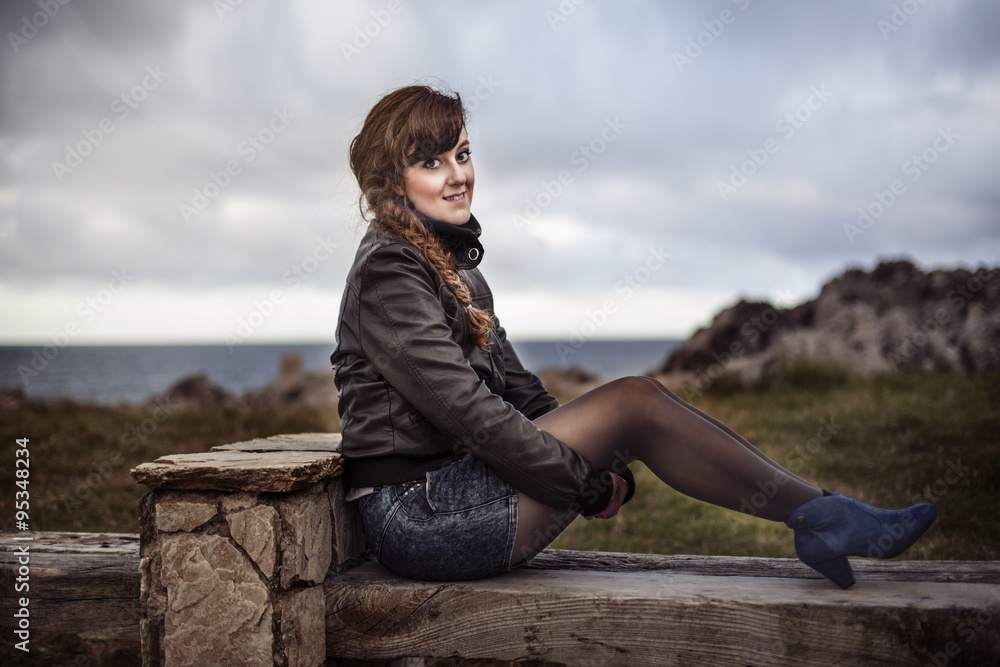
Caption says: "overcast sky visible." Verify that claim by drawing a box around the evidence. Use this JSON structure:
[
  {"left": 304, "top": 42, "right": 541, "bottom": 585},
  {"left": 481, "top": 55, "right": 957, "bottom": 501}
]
[{"left": 1, "top": 0, "right": 998, "bottom": 347}]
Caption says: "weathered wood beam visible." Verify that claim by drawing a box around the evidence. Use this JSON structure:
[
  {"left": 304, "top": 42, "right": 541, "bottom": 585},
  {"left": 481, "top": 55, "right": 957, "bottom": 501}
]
[
  {"left": 0, "top": 532, "right": 140, "bottom": 642},
  {"left": 7, "top": 532, "right": 1000, "bottom": 667},
  {"left": 325, "top": 556, "right": 1000, "bottom": 666},
  {"left": 0, "top": 532, "right": 141, "bottom": 665},
  {"left": 524, "top": 548, "right": 1000, "bottom": 583}
]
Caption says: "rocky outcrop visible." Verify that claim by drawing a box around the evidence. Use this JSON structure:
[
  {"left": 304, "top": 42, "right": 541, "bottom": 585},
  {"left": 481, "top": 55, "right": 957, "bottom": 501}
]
[
  {"left": 657, "top": 259, "right": 1000, "bottom": 391},
  {"left": 143, "top": 353, "right": 338, "bottom": 412},
  {"left": 241, "top": 368, "right": 338, "bottom": 411},
  {"left": 154, "top": 373, "right": 239, "bottom": 410}
]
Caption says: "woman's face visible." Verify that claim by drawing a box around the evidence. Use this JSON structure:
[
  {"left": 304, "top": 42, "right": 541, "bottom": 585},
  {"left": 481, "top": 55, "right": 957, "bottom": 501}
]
[{"left": 402, "top": 127, "right": 474, "bottom": 225}]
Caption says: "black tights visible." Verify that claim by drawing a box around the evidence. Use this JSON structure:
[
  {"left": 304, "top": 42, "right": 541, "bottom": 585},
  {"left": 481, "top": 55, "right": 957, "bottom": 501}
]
[{"left": 512, "top": 376, "right": 823, "bottom": 565}]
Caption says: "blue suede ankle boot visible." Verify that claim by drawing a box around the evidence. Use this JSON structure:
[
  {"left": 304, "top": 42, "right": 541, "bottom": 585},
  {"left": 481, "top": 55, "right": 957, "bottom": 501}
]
[{"left": 784, "top": 492, "right": 937, "bottom": 588}]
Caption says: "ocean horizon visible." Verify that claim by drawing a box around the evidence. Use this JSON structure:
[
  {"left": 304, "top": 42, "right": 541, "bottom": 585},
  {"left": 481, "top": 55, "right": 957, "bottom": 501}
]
[{"left": 0, "top": 339, "right": 683, "bottom": 406}]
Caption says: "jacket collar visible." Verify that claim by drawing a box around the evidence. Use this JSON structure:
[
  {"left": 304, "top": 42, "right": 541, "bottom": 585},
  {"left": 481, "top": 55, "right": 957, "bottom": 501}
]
[{"left": 416, "top": 212, "right": 485, "bottom": 270}]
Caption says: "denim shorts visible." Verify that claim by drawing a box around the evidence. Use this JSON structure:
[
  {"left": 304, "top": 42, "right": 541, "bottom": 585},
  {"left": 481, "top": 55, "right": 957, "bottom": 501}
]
[{"left": 357, "top": 454, "right": 520, "bottom": 581}]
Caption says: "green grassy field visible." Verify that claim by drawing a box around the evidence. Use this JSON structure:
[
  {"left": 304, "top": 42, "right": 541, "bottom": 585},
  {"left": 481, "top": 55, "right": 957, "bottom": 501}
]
[
  {"left": 0, "top": 400, "right": 336, "bottom": 534},
  {"left": 551, "top": 368, "right": 1000, "bottom": 560},
  {"left": 1, "top": 369, "right": 998, "bottom": 560}
]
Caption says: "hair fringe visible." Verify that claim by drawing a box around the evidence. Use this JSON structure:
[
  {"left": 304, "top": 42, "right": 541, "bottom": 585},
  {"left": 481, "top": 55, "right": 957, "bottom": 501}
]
[{"left": 349, "top": 86, "right": 495, "bottom": 351}]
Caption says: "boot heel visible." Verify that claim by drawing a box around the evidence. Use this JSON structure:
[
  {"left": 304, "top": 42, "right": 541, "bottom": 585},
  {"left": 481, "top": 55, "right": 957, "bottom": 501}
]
[{"left": 806, "top": 556, "right": 856, "bottom": 589}]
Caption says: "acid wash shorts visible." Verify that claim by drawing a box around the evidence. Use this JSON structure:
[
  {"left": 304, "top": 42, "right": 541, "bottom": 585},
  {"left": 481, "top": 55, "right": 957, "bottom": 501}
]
[{"left": 357, "top": 454, "right": 521, "bottom": 581}]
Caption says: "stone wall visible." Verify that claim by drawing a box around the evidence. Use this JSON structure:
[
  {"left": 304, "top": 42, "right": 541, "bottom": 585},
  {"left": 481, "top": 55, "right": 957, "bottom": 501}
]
[{"left": 132, "top": 433, "right": 363, "bottom": 667}]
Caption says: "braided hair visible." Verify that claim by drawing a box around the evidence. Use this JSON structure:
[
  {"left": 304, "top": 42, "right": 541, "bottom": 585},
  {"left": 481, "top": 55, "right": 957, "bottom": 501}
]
[{"left": 349, "top": 85, "right": 494, "bottom": 350}]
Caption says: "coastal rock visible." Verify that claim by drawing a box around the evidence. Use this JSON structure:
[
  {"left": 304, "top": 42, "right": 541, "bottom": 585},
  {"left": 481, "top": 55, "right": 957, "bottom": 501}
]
[
  {"left": 657, "top": 259, "right": 1000, "bottom": 388},
  {"left": 0, "top": 386, "right": 28, "bottom": 411},
  {"left": 141, "top": 352, "right": 339, "bottom": 412},
  {"left": 242, "top": 368, "right": 338, "bottom": 410},
  {"left": 153, "top": 373, "right": 237, "bottom": 410}
]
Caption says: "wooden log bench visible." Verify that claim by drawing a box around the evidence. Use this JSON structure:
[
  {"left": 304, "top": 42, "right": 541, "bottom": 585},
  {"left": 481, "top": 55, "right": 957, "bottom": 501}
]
[{"left": 4, "top": 432, "right": 999, "bottom": 666}]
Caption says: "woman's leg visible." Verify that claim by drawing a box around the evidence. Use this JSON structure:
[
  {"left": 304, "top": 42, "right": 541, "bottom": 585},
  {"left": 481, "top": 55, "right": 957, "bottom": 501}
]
[
  {"left": 511, "top": 376, "right": 823, "bottom": 565},
  {"left": 642, "top": 376, "right": 817, "bottom": 489}
]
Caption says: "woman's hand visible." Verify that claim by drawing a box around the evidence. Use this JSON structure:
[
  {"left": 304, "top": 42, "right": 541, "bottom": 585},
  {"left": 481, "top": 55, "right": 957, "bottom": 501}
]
[{"left": 585, "top": 472, "right": 629, "bottom": 520}]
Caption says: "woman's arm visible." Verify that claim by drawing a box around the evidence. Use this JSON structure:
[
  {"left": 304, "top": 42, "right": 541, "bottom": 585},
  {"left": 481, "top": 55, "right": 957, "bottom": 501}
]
[{"left": 355, "top": 242, "right": 613, "bottom": 514}]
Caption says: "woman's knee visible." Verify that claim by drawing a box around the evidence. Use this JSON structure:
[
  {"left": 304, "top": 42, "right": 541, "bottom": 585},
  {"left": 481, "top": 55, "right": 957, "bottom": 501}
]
[{"left": 604, "top": 375, "right": 666, "bottom": 405}]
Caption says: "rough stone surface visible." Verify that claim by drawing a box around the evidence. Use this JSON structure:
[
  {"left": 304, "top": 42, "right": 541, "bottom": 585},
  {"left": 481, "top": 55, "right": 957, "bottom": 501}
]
[
  {"left": 278, "top": 485, "right": 333, "bottom": 589},
  {"left": 212, "top": 432, "right": 342, "bottom": 453},
  {"left": 220, "top": 491, "right": 258, "bottom": 513},
  {"left": 280, "top": 585, "right": 327, "bottom": 667},
  {"left": 131, "top": 450, "right": 343, "bottom": 492},
  {"left": 658, "top": 260, "right": 1000, "bottom": 387},
  {"left": 154, "top": 498, "right": 218, "bottom": 533},
  {"left": 160, "top": 533, "right": 272, "bottom": 666},
  {"left": 227, "top": 504, "right": 281, "bottom": 580},
  {"left": 328, "top": 477, "right": 368, "bottom": 572}
]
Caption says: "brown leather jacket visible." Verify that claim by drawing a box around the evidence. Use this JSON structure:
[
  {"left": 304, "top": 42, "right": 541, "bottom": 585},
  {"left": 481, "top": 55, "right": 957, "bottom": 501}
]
[{"left": 331, "top": 219, "right": 613, "bottom": 515}]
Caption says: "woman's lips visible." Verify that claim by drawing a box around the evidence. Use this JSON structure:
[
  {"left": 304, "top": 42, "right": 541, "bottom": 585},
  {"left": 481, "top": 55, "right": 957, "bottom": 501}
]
[{"left": 443, "top": 192, "right": 465, "bottom": 202}]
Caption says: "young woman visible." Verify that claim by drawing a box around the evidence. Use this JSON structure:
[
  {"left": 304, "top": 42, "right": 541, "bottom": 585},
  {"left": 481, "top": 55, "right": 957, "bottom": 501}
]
[{"left": 330, "top": 85, "right": 937, "bottom": 588}]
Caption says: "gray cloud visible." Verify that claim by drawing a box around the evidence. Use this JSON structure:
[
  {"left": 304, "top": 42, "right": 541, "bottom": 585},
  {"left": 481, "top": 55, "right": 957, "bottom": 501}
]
[{"left": 1, "top": 0, "right": 997, "bottom": 342}]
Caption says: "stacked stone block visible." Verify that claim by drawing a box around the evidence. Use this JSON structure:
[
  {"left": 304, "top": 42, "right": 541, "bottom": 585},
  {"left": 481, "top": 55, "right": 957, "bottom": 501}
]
[{"left": 132, "top": 433, "right": 363, "bottom": 667}]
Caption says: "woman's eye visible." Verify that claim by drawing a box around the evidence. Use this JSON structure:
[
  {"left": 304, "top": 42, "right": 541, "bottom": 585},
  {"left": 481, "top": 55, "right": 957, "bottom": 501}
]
[
  {"left": 423, "top": 158, "right": 440, "bottom": 168},
  {"left": 457, "top": 150, "right": 471, "bottom": 162}
]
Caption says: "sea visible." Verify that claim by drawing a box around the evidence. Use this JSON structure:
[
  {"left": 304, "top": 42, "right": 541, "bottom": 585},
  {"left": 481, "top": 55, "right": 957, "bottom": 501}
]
[{"left": 0, "top": 339, "right": 683, "bottom": 406}]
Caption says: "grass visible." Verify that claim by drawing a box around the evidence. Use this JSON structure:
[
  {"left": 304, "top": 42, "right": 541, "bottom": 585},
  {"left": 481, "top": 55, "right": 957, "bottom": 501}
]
[
  {"left": 550, "top": 368, "right": 1000, "bottom": 561},
  {"left": 1, "top": 369, "right": 997, "bottom": 560},
  {"left": 0, "top": 399, "right": 336, "bottom": 534}
]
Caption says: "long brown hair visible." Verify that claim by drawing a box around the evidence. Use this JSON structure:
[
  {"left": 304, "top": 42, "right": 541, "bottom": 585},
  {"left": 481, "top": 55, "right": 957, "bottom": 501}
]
[{"left": 349, "top": 85, "right": 494, "bottom": 350}]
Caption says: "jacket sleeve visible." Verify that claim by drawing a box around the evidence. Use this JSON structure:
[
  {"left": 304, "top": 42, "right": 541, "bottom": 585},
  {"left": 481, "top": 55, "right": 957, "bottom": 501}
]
[
  {"left": 494, "top": 320, "right": 561, "bottom": 419},
  {"left": 358, "top": 242, "right": 612, "bottom": 514}
]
